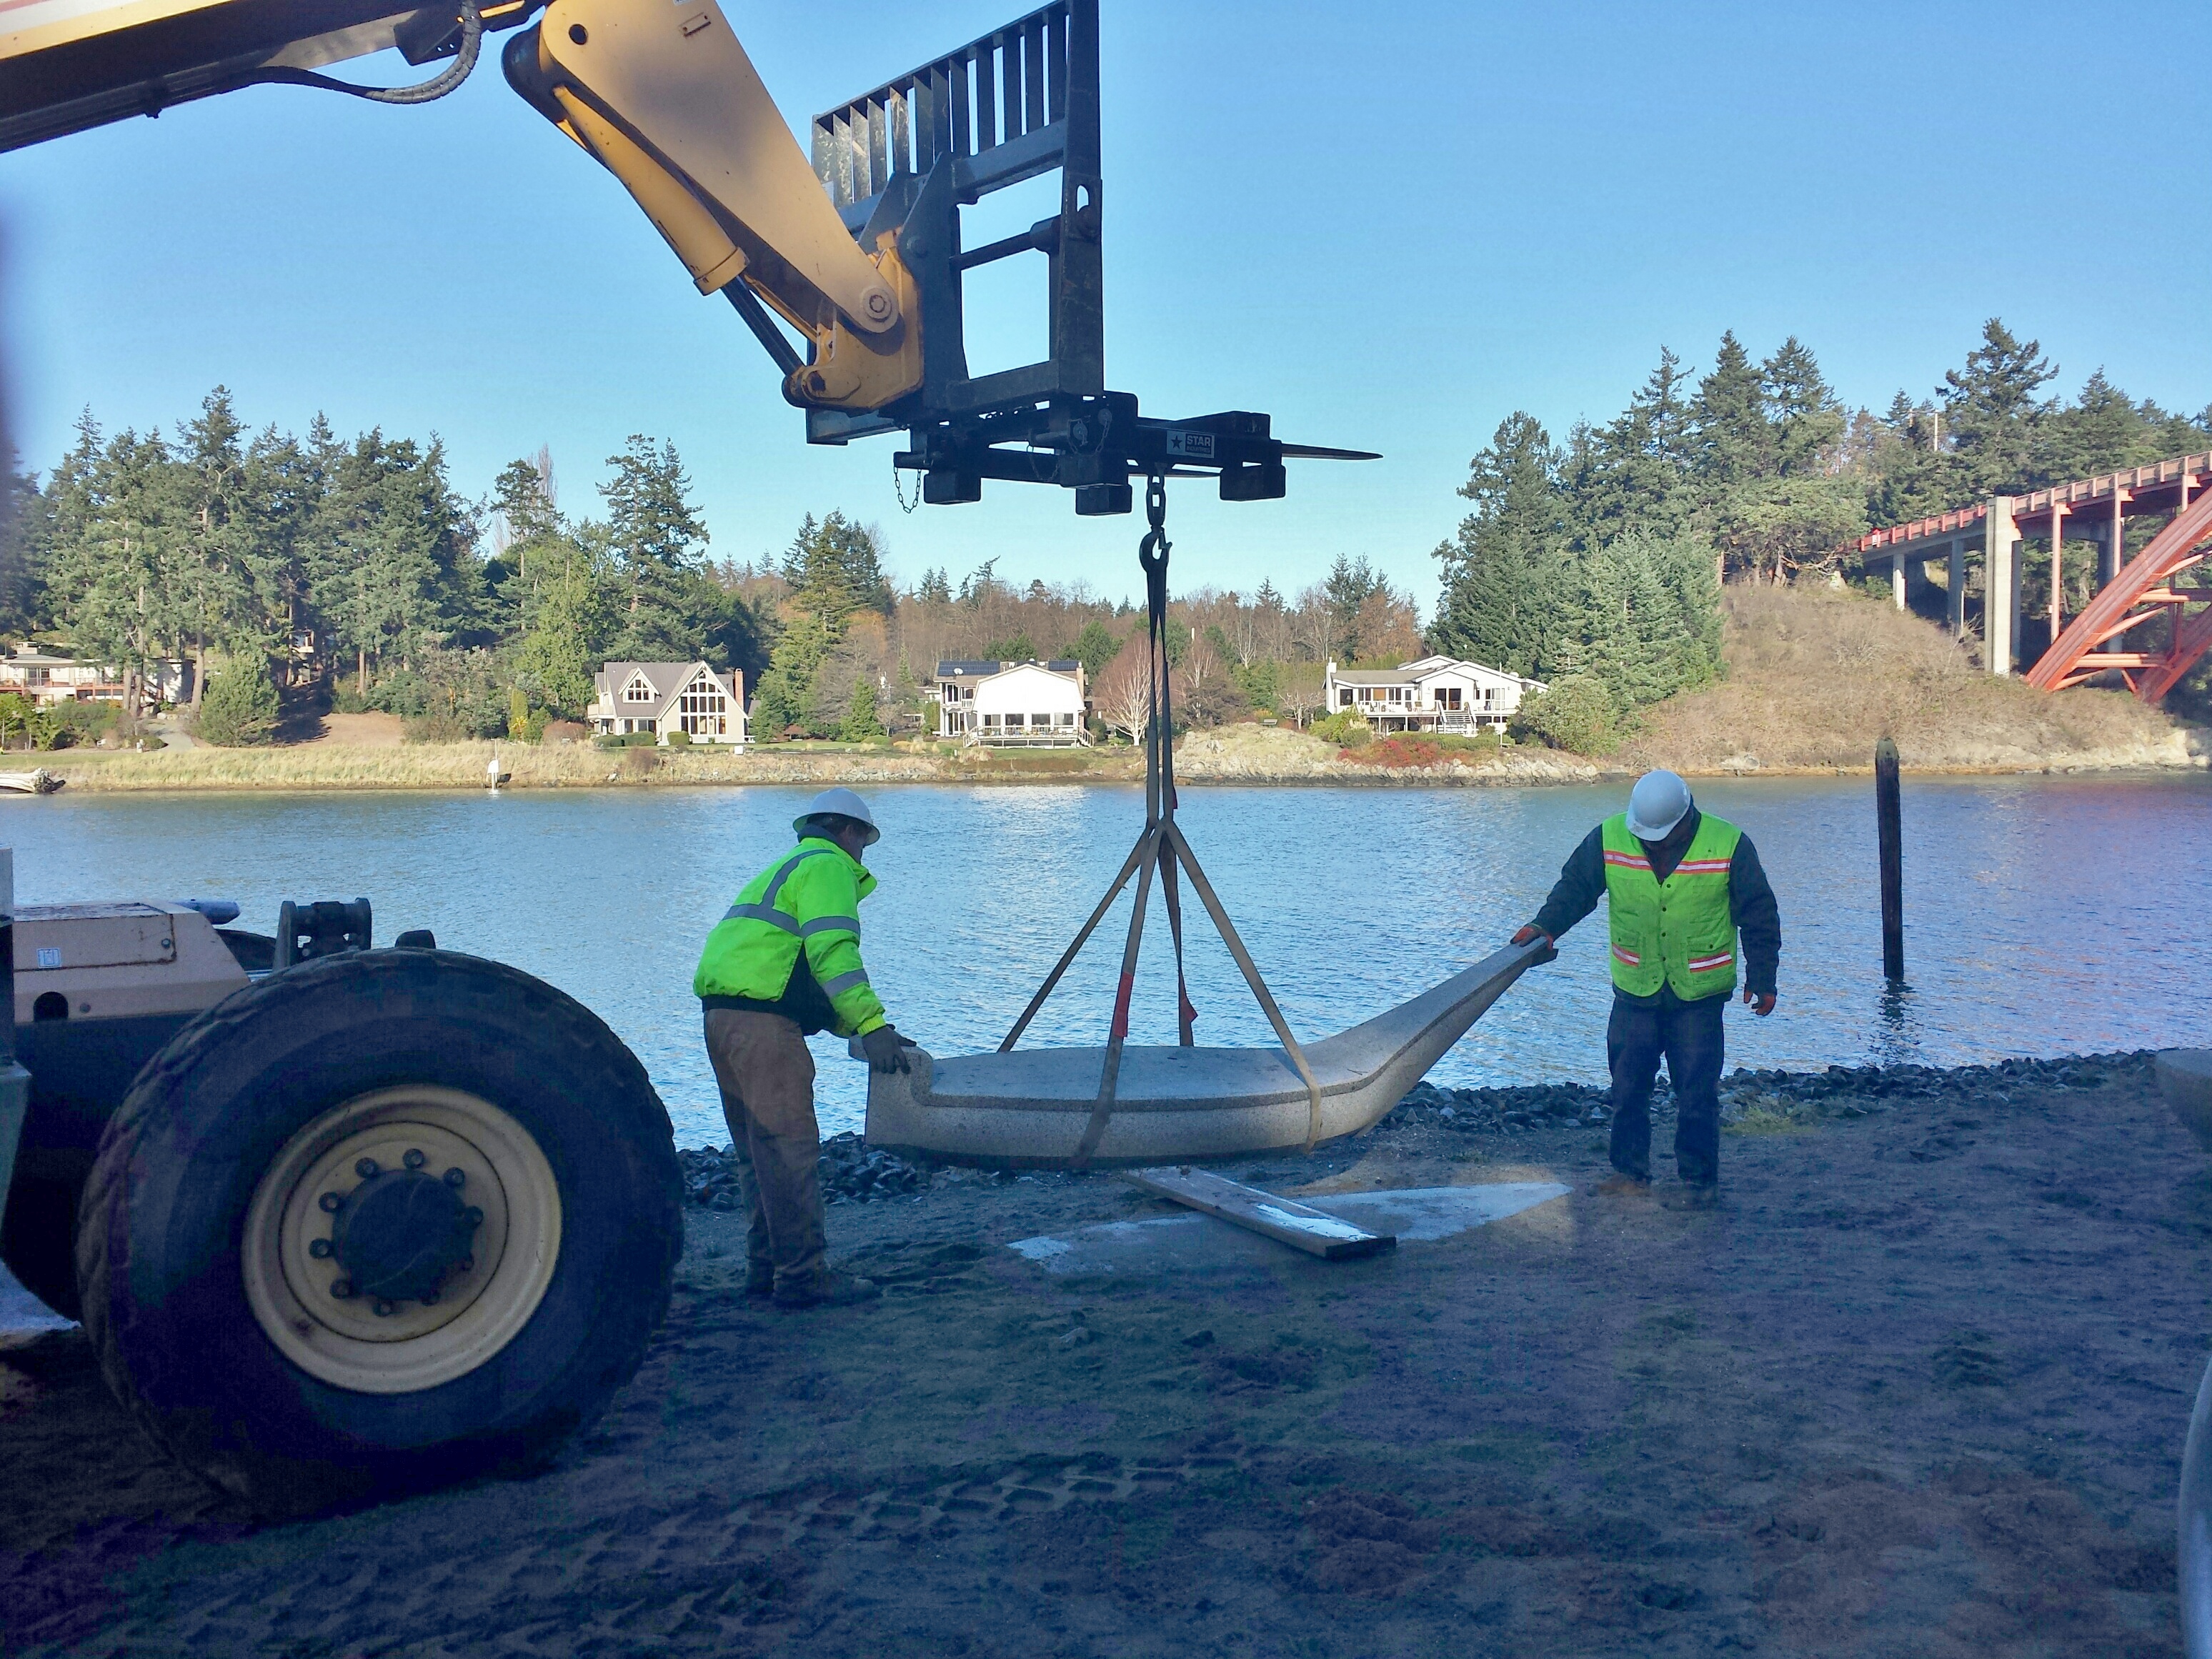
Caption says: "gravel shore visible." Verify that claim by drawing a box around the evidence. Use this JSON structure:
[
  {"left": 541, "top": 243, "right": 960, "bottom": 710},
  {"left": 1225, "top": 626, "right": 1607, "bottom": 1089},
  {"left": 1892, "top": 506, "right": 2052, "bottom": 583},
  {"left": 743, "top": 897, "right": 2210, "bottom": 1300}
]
[{"left": 1, "top": 1051, "right": 2201, "bottom": 1656}]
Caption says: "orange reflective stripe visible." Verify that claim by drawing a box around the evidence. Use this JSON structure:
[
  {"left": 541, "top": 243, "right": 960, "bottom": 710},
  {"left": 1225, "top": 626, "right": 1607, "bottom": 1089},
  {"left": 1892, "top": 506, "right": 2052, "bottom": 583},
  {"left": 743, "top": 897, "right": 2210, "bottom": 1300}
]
[
  {"left": 1603, "top": 850, "right": 1649, "bottom": 868},
  {"left": 1675, "top": 858, "right": 1731, "bottom": 875},
  {"left": 1612, "top": 944, "right": 1642, "bottom": 967},
  {"left": 1687, "top": 952, "right": 1733, "bottom": 972}
]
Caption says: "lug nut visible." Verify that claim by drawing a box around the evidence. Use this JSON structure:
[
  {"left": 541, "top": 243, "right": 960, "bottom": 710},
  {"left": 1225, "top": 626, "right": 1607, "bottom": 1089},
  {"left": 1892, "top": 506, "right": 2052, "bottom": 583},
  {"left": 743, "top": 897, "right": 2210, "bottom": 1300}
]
[
  {"left": 309, "top": 1238, "right": 333, "bottom": 1259},
  {"left": 464, "top": 1207, "right": 484, "bottom": 1227},
  {"left": 331, "top": 1278, "right": 355, "bottom": 1300},
  {"left": 403, "top": 1149, "right": 427, "bottom": 1170},
  {"left": 372, "top": 1299, "right": 396, "bottom": 1317},
  {"left": 354, "top": 1157, "right": 379, "bottom": 1179},
  {"left": 458, "top": 1256, "right": 475, "bottom": 1274},
  {"left": 319, "top": 1192, "right": 344, "bottom": 1213},
  {"left": 421, "top": 1290, "right": 440, "bottom": 1306},
  {"left": 444, "top": 1168, "right": 467, "bottom": 1188}
]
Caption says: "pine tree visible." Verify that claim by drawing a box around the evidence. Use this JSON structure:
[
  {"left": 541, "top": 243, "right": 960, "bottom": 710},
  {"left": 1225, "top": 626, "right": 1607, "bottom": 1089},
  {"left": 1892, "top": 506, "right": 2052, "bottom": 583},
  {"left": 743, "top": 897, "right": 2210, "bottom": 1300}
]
[
  {"left": 1430, "top": 412, "right": 1565, "bottom": 676},
  {"left": 840, "top": 677, "right": 882, "bottom": 741},
  {"left": 196, "top": 647, "right": 280, "bottom": 745},
  {"left": 1941, "top": 319, "right": 2056, "bottom": 494},
  {"left": 1690, "top": 331, "right": 1772, "bottom": 484},
  {"left": 603, "top": 435, "right": 709, "bottom": 660}
]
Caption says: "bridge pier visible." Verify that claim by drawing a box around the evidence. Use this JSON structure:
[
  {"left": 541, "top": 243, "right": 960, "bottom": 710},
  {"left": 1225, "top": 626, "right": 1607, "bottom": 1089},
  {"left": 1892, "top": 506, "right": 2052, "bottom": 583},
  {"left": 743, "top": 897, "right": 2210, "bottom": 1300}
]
[
  {"left": 1946, "top": 540, "right": 1965, "bottom": 637},
  {"left": 1985, "top": 497, "right": 2018, "bottom": 675},
  {"left": 1890, "top": 551, "right": 1906, "bottom": 610}
]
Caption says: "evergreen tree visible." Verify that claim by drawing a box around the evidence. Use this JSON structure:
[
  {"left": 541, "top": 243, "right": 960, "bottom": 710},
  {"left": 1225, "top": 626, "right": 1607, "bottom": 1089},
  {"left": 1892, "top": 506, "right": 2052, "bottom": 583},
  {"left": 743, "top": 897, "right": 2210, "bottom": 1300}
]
[
  {"left": 1690, "top": 331, "right": 1772, "bottom": 484},
  {"left": 1066, "top": 618, "right": 1122, "bottom": 682},
  {"left": 1941, "top": 319, "right": 2056, "bottom": 494},
  {"left": 603, "top": 435, "right": 709, "bottom": 660},
  {"left": 196, "top": 647, "right": 280, "bottom": 745},
  {"left": 1429, "top": 412, "right": 1565, "bottom": 676},
  {"left": 749, "top": 609, "right": 832, "bottom": 738},
  {"left": 839, "top": 677, "right": 883, "bottom": 741}
]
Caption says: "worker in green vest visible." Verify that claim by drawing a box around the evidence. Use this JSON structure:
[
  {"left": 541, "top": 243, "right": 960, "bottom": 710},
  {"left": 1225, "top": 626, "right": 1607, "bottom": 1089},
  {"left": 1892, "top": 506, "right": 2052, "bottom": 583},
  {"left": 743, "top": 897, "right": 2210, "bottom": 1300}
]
[
  {"left": 696, "top": 788, "right": 913, "bottom": 1308},
  {"left": 1512, "top": 769, "right": 1780, "bottom": 1207}
]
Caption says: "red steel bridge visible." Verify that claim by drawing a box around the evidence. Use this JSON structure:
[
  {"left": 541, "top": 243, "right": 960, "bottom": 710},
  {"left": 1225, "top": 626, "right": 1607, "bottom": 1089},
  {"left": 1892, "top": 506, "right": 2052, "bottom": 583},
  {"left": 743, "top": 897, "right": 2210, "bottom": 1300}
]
[{"left": 1844, "top": 450, "right": 2212, "bottom": 702}]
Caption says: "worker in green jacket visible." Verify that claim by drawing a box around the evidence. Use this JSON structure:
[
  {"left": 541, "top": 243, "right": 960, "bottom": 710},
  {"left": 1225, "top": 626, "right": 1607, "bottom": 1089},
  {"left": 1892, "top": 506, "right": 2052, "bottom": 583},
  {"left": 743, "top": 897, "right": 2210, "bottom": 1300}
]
[
  {"left": 696, "top": 788, "right": 912, "bottom": 1309},
  {"left": 1513, "top": 769, "right": 1780, "bottom": 1208}
]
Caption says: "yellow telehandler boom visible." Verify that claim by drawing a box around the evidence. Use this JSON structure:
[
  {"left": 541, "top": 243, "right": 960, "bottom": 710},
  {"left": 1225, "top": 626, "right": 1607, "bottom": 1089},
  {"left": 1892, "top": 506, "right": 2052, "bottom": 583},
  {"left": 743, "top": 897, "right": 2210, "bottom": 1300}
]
[{"left": 0, "top": 0, "right": 1370, "bottom": 512}]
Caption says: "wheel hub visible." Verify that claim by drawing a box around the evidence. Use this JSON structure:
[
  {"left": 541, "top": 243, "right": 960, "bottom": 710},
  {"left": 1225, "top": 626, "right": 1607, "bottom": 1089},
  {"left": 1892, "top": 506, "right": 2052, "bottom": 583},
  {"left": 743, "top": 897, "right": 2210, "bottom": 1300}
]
[
  {"left": 327, "top": 1161, "right": 482, "bottom": 1306},
  {"left": 241, "top": 1087, "right": 562, "bottom": 1394}
]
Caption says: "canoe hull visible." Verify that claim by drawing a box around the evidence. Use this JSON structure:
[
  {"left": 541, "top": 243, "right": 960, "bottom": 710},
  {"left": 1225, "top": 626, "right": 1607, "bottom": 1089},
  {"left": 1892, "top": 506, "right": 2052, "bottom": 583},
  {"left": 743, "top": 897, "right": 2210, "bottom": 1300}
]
[{"left": 865, "top": 939, "right": 1550, "bottom": 1169}]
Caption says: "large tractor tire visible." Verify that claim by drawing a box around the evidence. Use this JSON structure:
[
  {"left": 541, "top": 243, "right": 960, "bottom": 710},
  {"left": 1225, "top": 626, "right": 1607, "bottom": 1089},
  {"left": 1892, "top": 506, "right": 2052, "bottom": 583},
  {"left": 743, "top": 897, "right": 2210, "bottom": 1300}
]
[{"left": 76, "top": 947, "right": 684, "bottom": 1515}]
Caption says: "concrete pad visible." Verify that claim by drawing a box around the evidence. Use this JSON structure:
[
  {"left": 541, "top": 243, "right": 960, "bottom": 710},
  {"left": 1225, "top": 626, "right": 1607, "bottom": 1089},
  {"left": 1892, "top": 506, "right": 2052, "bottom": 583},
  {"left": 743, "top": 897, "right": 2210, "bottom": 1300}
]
[
  {"left": 0, "top": 1264, "right": 73, "bottom": 1336},
  {"left": 1007, "top": 1182, "right": 1568, "bottom": 1277}
]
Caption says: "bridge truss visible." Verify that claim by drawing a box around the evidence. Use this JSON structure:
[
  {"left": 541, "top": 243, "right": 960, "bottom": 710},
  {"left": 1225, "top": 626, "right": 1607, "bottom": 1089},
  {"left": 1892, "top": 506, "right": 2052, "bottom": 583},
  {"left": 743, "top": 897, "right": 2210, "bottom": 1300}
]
[{"left": 1847, "top": 452, "right": 2211, "bottom": 703}]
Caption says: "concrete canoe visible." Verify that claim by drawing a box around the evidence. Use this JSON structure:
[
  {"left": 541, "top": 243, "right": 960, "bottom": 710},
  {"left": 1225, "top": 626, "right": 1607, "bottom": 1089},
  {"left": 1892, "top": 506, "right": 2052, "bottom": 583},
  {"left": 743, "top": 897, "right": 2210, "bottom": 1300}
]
[{"left": 863, "top": 938, "right": 1550, "bottom": 1168}]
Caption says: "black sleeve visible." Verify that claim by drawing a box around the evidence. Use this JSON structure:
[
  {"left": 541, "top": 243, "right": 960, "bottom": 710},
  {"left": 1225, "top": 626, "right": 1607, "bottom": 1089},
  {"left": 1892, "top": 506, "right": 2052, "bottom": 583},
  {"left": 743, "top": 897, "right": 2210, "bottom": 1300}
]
[
  {"left": 1529, "top": 826, "right": 1607, "bottom": 942},
  {"left": 1729, "top": 833, "right": 1781, "bottom": 996}
]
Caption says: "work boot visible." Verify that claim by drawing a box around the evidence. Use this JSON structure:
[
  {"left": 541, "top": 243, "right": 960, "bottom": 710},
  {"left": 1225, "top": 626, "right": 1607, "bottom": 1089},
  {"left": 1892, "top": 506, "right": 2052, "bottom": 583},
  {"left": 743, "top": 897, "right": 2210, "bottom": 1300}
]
[
  {"left": 744, "top": 1260, "right": 777, "bottom": 1299},
  {"left": 1665, "top": 1183, "right": 1720, "bottom": 1212},
  {"left": 773, "top": 1268, "right": 881, "bottom": 1310},
  {"left": 1590, "top": 1172, "right": 1651, "bottom": 1197}
]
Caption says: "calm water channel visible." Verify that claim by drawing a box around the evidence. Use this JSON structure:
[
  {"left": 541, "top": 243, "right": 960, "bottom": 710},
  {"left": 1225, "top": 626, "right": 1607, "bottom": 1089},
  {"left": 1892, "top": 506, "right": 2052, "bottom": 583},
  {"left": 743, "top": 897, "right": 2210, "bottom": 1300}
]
[{"left": 13, "top": 776, "right": 2211, "bottom": 1147}]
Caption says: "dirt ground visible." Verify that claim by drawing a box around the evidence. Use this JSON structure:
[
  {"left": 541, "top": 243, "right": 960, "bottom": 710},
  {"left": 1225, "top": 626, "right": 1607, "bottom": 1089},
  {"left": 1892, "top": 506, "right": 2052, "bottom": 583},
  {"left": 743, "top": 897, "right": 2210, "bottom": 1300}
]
[{"left": 1, "top": 1053, "right": 2202, "bottom": 1658}]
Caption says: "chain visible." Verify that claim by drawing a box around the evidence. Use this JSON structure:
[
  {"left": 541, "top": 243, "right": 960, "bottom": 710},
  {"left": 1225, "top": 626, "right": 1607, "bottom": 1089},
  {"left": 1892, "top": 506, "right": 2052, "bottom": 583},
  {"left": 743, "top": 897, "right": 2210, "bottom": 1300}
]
[{"left": 892, "top": 457, "right": 920, "bottom": 514}]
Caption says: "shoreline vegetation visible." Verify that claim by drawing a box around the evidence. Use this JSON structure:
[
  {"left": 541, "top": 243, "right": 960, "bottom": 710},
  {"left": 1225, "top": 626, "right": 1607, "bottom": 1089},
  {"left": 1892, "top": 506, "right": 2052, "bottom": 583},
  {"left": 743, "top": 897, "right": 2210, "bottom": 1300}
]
[{"left": 42, "top": 587, "right": 2210, "bottom": 792}]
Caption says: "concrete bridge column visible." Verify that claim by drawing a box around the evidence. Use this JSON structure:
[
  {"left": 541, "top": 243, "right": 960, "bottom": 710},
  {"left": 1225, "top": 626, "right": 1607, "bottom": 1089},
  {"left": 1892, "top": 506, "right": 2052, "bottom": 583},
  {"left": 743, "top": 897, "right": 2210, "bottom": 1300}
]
[
  {"left": 1890, "top": 550, "right": 1906, "bottom": 609},
  {"left": 1985, "top": 497, "right": 2018, "bottom": 674},
  {"left": 1946, "top": 540, "right": 1965, "bottom": 635}
]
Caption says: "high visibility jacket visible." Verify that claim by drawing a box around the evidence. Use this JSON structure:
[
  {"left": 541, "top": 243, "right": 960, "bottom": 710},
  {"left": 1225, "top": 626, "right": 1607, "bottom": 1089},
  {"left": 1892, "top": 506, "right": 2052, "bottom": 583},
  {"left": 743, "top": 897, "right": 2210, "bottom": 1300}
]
[
  {"left": 1601, "top": 812, "right": 1741, "bottom": 1001},
  {"left": 693, "top": 837, "right": 888, "bottom": 1037}
]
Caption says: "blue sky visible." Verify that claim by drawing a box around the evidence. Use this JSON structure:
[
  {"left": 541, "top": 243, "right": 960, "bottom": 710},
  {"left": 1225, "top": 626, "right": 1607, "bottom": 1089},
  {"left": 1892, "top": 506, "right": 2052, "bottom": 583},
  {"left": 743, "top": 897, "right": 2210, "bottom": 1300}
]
[{"left": 2, "top": 1, "right": 2203, "bottom": 613}]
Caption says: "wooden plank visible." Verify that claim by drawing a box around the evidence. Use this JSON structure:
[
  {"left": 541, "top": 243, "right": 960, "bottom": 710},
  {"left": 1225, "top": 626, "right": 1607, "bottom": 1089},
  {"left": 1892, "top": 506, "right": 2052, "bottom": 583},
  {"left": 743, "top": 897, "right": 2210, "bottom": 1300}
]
[{"left": 1123, "top": 1167, "right": 1396, "bottom": 1261}]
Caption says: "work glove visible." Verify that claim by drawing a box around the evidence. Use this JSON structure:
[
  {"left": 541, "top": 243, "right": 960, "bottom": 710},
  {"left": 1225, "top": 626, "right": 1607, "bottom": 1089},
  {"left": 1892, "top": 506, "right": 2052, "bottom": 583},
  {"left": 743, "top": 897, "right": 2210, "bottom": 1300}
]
[
  {"left": 1743, "top": 988, "right": 1777, "bottom": 1017},
  {"left": 1510, "top": 925, "right": 1553, "bottom": 950},
  {"left": 860, "top": 1025, "right": 914, "bottom": 1074}
]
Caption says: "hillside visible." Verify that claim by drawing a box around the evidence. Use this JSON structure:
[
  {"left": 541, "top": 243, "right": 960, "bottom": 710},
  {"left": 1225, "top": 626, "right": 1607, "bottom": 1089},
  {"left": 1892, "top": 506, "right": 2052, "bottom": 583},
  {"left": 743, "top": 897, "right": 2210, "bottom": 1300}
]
[{"left": 1620, "top": 587, "right": 2206, "bottom": 773}]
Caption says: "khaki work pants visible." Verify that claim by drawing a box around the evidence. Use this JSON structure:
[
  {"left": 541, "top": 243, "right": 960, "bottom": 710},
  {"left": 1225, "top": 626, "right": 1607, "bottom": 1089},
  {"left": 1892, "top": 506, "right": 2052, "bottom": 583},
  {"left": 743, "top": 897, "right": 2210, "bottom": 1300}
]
[{"left": 703, "top": 1008, "right": 825, "bottom": 1288}]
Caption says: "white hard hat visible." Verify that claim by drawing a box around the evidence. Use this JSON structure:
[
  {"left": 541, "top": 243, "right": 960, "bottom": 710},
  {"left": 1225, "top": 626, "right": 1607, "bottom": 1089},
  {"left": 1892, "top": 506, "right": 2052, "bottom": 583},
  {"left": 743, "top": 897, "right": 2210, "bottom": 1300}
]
[
  {"left": 794, "top": 787, "right": 880, "bottom": 846},
  {"left": 1625, "top": 769, "right": 1693, "bottom": 840}
]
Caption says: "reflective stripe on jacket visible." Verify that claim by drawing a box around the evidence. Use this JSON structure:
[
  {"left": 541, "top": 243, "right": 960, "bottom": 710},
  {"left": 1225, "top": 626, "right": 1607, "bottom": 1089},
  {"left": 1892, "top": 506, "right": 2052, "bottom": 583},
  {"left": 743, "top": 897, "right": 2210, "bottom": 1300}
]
[
  {"left": 1602, "top": 811, "right": 1741, "bottom": 1001},
  {"left": 692, "top": 837, "right": 887, "bottom": 1037}
]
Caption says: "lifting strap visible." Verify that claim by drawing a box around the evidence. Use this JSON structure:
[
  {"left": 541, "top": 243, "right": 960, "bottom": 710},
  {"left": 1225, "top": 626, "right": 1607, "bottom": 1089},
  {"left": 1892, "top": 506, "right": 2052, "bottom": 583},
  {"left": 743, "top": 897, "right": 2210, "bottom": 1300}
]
[{"left": 999, "top": 475, "right": 1326, "bottom": 1165}]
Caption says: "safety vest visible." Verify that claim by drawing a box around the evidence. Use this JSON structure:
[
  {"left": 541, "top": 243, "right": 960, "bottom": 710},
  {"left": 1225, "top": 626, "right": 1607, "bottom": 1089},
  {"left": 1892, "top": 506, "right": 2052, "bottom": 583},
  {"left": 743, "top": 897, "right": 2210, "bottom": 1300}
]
[
  {"left": 1601, "top": 812, "right": 1740, "bottom": 1001},
  {"left": 692, "top": 837, "right": 887, "bottom": 1037}
]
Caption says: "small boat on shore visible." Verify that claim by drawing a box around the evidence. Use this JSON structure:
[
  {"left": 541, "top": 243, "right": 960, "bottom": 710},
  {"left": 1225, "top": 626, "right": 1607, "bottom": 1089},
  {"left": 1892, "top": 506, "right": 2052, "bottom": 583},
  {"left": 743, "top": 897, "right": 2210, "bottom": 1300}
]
[
  {"left": 864, "top": 937, "right": 1551, "bottom": 1168},
  {"left": 0, "top": 769, "right": 62, "bottom": 795}
]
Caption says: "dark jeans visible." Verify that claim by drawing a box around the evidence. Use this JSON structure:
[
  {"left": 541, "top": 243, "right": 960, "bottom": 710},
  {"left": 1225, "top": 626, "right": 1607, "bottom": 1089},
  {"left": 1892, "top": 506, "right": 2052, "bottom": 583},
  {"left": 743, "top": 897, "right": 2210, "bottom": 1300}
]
[{"left": 1607, "top": 990, "right": 1726, "bottom": 1185}]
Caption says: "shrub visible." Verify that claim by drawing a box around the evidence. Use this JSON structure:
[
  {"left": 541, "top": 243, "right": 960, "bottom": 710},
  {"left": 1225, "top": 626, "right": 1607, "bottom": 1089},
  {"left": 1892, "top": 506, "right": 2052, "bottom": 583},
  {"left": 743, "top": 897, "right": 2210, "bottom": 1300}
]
[
  {"left": 0, "top": 692, "right": 57, "bottom": 751},
  {"left": 197, "top": 652, "right": 281, "bottom": 747},
  {"left": 664, "top": 727, "right": 692, "bottom": 747},
  {"left": 1510, "top": 674, "right": 1620, "bottom": 755},
  {"left": 1310, "top": 708, "right": 1372, "bottom": 747},
  {"left": 1347, "top": 737, "right": 1443, "bottom": 768}
]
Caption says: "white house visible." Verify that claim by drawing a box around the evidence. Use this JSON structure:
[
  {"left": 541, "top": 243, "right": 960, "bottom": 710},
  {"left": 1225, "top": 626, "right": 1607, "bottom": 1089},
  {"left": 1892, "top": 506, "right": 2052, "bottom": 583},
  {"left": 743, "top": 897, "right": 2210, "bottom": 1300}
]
[
  {"left": 0, "top": 647, "right": 191, "bottom": 708},
  {"left": 1321, "top": 654, "right": 1543, "bottom": 733},
  {"left": 935, "top": 658, "right": 1089, "bottom": 745},
  {"left": 587, "top": 661, "right": 747, "bottom": 744}
]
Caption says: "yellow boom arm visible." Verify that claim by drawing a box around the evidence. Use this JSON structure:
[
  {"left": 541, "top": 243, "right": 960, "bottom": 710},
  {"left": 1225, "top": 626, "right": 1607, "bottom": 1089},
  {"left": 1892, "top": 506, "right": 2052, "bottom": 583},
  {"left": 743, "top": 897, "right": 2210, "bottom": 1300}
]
[{"left": 0, "top": 0, "right": 922, "bottom": 412}]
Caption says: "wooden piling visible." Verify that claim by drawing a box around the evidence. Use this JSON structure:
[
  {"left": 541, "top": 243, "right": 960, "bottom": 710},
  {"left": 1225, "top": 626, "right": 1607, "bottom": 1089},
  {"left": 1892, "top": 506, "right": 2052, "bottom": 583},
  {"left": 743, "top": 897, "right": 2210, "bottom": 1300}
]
[{"left": 1875, "top": 737, "right": 1904, "bottom": 985}]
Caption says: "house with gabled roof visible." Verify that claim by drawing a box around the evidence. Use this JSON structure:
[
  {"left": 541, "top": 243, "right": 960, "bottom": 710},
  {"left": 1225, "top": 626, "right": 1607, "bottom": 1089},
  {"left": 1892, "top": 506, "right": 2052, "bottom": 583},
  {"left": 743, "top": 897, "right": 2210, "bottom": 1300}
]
[
  {"left": 934, "top": 658, "right": 1089, "bottom": 745},
  {"left": 586, "top": 661, "right": 747, "bottom": 744},
  {"left": 1321, "top": 654, "right": 1543, "bottom": 734}
]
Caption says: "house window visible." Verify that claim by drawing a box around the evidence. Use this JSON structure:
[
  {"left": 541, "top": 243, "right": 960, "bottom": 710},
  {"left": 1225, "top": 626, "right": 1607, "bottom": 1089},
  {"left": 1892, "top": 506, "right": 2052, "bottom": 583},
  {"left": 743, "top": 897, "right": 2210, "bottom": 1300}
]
[
  {"left": 983, "top": 714, "right": 1000, "bottom": 727},
  {"left": 1006, "top": 713, "right": 1025, "bottom": 728},
  {"left": 679, "top": 673, "right": 727, "bottom": 737},
  {"left": 1032, "top": 714, "right": 1052, "bottom": 728},
  {"left": 622, "top": 675, "right": 654, "bottom": 703}
]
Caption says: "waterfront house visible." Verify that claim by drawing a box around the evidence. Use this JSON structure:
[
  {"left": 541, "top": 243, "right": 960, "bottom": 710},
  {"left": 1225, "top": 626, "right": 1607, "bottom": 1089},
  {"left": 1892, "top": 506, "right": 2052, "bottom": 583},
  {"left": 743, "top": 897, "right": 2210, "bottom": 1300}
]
[
  {"left": 935, "top": 659, "right": 1089, "bottom": 745},
  {"left": 0, "top": 646, "right": 191, "bottom": 708},
  {"left": 586, "top": 662, "right": 747, "bottom": 743},
  {"left": 1321, "top": 654, "right": 1543, "bottom": 733}
]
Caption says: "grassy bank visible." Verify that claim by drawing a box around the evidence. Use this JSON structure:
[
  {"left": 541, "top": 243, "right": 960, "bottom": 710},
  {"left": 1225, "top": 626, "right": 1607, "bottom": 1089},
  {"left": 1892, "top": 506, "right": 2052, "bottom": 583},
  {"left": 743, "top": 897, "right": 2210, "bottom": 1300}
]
[{"left": 1619, "top": 587, "right": 2208, "bottom": 774}]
